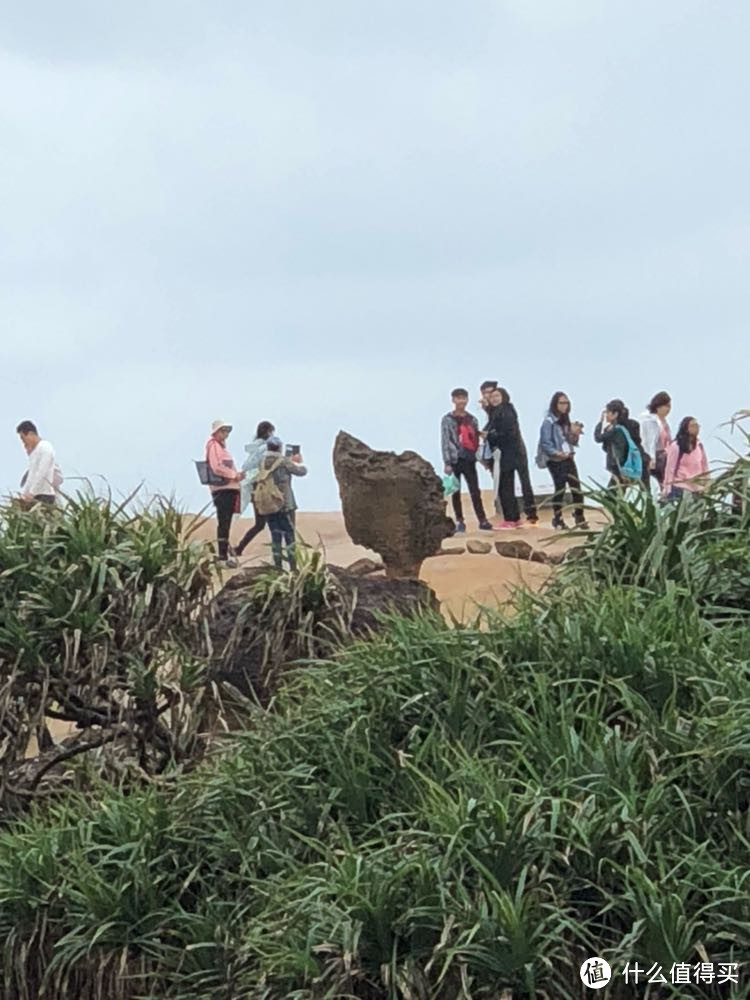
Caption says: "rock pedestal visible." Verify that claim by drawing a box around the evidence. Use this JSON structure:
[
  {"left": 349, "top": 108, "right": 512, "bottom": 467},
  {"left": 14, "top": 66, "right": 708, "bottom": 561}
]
[
  {"left": 209, "top": 565, "right": 438, "bottom": 700},
  {"left": 332, "top": 431, "right": 453, "bottom": 579}
]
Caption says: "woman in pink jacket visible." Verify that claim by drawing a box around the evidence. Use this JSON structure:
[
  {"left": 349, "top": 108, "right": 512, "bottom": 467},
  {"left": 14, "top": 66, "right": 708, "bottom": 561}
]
[
  {"left": 205, "top": 419, "right": 245, "bottom": 566},
  {"left": 662, "top": 416, "right": 709, "bottom": 500}
]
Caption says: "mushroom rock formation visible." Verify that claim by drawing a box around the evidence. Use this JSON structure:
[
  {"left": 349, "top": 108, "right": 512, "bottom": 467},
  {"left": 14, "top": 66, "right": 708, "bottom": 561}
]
[{"left": 332, "top": 431, "right": 454, "bottom": 579}]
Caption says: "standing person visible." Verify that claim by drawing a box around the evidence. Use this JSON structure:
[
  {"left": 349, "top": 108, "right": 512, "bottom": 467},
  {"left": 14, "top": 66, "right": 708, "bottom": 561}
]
[
  {"left": 16, "top": 420, "right": 63, "bottom": 506},
  {"left": 662, "top": 417, "right": 709, "bottom": 500},
  {"left": 500, "top": 388, "right": 538, "bottom": 524},
  {"left": 440, "top": 389, "right": 494, "bottom": 533},
  {"left": 639, "top": 392, "right": 672, "bottom": 487},
  {"left": 486, "top": 387, "right": 538, "bottom": 528},
  {"left": 205, "top": 420, "right": 245, "bottom": 567},
  {"left": 593, "top": 400, "right": 644, "bottom": 487},
  {"left": 477, "top": 380, "right": 498, "bottom": 471},
  {"left": 478, "top": 380, "right": 498, "bottom": 415},
  {"left": 254, "top": 436, "right": 307, "bottom": 570},
  {"left": 236, "top": 420, "right": 275, "bottom": 556},
  {"left": 537, "top": 392, "right": 588, "bottom": 529}
]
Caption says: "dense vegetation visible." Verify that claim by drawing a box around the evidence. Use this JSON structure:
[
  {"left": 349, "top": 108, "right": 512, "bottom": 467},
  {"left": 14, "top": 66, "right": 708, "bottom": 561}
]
[
  {"left": 0, "top": 495, "right": 216, "bottom": 814},
  {"left": 0, "top": 455, "right": 748, "bottom": 999}
]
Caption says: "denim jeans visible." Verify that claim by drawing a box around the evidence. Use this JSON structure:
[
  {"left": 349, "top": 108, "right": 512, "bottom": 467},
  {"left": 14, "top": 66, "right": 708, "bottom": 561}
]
[{"left": 267, "top": 511, "right": 296, "bottom": 570}]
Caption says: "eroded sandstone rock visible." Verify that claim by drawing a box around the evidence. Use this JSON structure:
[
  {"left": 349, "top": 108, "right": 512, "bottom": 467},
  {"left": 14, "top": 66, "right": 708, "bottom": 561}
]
[
  {"left": 332, "top": 431, "right": 453, "bottom": 578},
  {"left": 209, "top": 564, "right": 438, "bottom": 700},
  {"left": 346, "top": 557, "right": 385, "bottom": 577}
]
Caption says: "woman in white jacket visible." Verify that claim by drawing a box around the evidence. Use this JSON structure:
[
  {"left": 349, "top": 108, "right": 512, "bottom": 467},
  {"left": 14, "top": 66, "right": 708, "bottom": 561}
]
[
  {"left": 236, "top": 421, "right": 275, "bottom": 556},
  {"left": 639, "top": 391, "right": 672, "bottom": 488}
]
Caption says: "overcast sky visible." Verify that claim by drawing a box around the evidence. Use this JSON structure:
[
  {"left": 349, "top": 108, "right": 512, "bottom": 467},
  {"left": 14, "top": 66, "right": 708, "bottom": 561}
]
[{"left": 2, "top": 0, "right": 748, "bottom": 511}]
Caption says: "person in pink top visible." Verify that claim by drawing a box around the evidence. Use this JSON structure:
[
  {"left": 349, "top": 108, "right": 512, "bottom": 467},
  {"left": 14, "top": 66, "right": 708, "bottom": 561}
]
[
  {"left": 662, "top": 416, "right": 709, "bottom": 500},
  {"left": 205, "top": 419, "right": 245, "bottom": 566}
]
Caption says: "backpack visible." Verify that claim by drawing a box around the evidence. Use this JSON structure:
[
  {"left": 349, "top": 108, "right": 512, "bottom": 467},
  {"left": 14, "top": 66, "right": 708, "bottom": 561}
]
[
  {"left": 616, "top": 425, "right": 643, "bottom": 481},
  {"left": 456, "top": 416, "right": 478, "bottom": 454},
  {"left": 252, "top": 457, "right": 285, "bottom": 515}
]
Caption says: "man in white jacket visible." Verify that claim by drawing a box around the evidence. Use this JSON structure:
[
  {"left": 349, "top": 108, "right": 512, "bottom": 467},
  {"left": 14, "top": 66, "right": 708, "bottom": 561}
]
[{"left": 16, "top": 420, "right": 63, "bottom": 505}]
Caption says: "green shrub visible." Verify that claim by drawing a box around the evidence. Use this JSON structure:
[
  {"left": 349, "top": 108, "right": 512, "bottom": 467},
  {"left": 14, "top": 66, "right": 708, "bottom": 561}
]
[
  {"left": 0, "top": 493, "right": 216, "bottom": 809},
  {"left": 2, "top": 457, "right": 750, "bottom": 998},
  {"left": 2, "top": 584, "right": 748, "bottom": 998}
]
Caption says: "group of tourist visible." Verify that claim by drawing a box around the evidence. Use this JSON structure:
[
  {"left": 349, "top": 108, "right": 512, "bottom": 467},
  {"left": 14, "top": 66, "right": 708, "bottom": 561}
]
[
  {"left": 10, "top": 388, "right": 717, "bottom": 566},
  {"left": 441, "top": 385, "right": 710, "bottom": 530},
  {"left": 203, "top": 419, "right": 306, "bottom": 569},
  {"left": 11, "top": 417, "right": 307, "bottom": 571},
  {"left": 441, "top": 384, "right": 544, "bottom": 532}
]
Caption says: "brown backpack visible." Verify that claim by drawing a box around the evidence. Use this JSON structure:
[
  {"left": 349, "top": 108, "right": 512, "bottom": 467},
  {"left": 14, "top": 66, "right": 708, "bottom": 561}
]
[{"left": 252, "top": 457, "right": 285, "bottom": 515}]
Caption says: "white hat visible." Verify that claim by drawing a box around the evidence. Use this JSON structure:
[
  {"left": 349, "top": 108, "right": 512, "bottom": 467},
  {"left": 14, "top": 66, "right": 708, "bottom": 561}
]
[{"left": 211, "top": 419, "right": 232, "bottom": 434}]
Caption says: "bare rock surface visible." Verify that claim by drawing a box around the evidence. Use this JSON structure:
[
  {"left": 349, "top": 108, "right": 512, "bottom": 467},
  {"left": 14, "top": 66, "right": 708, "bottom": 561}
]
[
  {"left": 346, "top": 557, "right": 385, "bottom": 577},
  {"left": 209, "top": 564, "right": 438, "bottom": 701},
  {"left": 466, "top": 539, "right": 492, "bottom": 554},
  {"left": 494, "top": 540, "right": 550, "bottom": 563},
  {"left": 495, "top": 539, "right": 535, "bottom": 560},
  {"left": 332, "top": 431, "right": 453, "bottom": 578}
]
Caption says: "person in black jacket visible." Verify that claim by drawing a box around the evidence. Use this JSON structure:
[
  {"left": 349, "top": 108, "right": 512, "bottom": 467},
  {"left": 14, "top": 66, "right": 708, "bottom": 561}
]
[
  {"left": 485, "top": 386, "right": 537, "bottom": 528},
  {"left": 594, "top": 398, "right": 648, "bottom": 487}
]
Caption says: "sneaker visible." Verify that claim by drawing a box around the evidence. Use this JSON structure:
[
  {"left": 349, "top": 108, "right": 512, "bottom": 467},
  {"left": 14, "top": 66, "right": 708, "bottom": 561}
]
[
  {"left": 224, "top": 556, "right": 239, "bottom": 569},
  {"left": 454, "top": 521, "right": 466, "bottom": 534},
  {"left": 574, "top": 519, "right": 590, "bottom": 531},
  {"left": 551, "top": 517, "right": 569, "bottom": 530},
  {"left": 478, "top": 520, "right": 494, "bottom": 531},
  {"left": 495, "top": 520, "right": 522, "bottom": 530},
  {"left": 525, "top": 515, "right": 539, "bottom": 525}
]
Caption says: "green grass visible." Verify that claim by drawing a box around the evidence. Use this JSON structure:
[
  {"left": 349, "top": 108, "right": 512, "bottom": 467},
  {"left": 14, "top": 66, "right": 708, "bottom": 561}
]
[
  {"left": 0, "top": 492, "right": 217, "bottom": 804},
  {"left": 1, "top": 457, "right": 749, "bottom": 998}
]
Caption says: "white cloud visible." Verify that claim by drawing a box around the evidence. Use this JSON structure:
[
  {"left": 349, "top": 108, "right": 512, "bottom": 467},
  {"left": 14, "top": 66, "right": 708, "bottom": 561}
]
[{"left": 1, "top": 1, "right": 747, "bottom": 509}]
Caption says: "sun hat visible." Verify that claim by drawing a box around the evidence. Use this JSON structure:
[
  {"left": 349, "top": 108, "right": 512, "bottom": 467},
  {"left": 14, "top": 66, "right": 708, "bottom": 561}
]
[{"left": 211, "top": 419, "right": 232, "bottom": 434}]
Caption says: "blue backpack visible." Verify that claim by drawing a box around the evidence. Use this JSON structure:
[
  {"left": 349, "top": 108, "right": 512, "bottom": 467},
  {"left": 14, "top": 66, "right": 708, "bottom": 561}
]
[{"left": 616, "top": 425, "right": 643, "bottom": 481}]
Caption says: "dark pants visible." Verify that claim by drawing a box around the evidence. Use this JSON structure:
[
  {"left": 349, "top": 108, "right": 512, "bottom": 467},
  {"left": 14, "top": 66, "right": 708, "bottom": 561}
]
[
  {"left": 212, "top": 490, "right": 237, "bottom": 560},
  {"left": 236, "top": 504, "right": 267, "bottom": 555},
  {"left": 267, "top": 511, "right": 296, "bottom": 570},
  {"left": 498, "top": 463, "right": 521, "bottom": 522},
  {"left": 547, "top": 458, "right": 584, "bottom": 521},
  {"left": 450, "top": 458, "right": 487, "bottom": 524},
  {"left": 515, "top": 452, "right": 538, "bottom": 519}
]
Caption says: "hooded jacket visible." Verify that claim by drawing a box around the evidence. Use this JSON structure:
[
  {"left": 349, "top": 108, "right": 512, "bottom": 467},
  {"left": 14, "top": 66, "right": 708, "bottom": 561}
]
[{"left": 441, "top": 411, "right": 481, "bottom": 466}]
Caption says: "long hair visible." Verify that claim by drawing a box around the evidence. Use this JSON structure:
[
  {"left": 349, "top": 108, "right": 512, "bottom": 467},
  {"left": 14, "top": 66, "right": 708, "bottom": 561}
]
[
  {"left": 256, "top": 420, "right": 275, "bottom": 440},
  {"left": 497, "top": 387, "right": 511, "bottom": 404},
  {"left": 605, "top": 399, "right": 629, "bottom": 425},
  {"left": 549, "top": 391, "right": 571, "bottom": 428},
  {"left": 675, "top": 416, "right": 698, "bottom": 455}
]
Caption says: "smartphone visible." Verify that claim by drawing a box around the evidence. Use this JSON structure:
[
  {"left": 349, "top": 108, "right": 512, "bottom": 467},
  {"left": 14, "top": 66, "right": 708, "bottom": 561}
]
[{"left": 285, "top": 444, "right": 301, "bottom": 457}]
